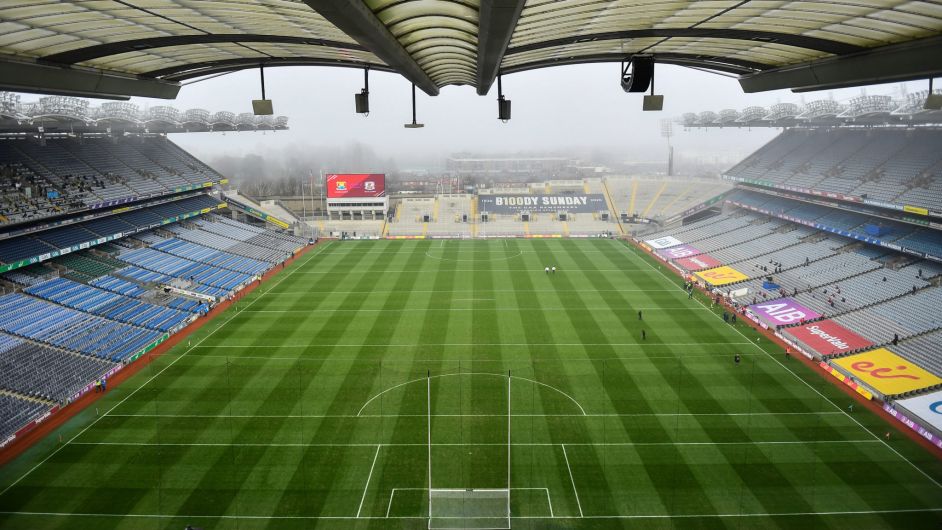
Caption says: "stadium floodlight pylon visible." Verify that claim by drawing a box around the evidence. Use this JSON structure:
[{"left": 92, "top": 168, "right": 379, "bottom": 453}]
[{"left": 427, "top": 371, "right": 511, "bottom": 530}]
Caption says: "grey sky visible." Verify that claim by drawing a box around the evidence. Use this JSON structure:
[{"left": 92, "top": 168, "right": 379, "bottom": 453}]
[{"left": 128, "top": 63, "right": 925, "bottom": 169}]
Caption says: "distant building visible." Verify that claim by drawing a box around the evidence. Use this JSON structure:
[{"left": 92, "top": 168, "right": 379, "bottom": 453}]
[{"left": 446, "top": 157, "right": 575, "bottom": 179}]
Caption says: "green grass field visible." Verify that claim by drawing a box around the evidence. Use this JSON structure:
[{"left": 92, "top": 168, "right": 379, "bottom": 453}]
[{"left": 1, "top": 238, "right": 941, "bottom": 530}]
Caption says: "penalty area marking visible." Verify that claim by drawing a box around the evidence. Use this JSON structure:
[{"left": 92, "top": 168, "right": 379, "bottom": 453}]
[
  {"left": 561, "top": 444, "right": 583, "bottom": 517},
  {"left": 424, "top": 248, "right": 523, "bottom": 262},
  {"left": 356, "top": 372, "right": 587, "bottom": 417},
  {"left": 357, "top": 445, "right": 382, "bottom": 518},
  {"left": 385, "top": 488, "right": 553, "bottom": 518}
]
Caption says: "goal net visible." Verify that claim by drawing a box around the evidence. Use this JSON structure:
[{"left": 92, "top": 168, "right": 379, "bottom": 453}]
[{"left": 428, "top": 488, "right": 510, "bottom": 529}]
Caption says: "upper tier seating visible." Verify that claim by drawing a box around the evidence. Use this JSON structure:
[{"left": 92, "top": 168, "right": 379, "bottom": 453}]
[
  {"left": 0, "top": 138, "right": 226, "bottom": 225},
  {"left": 725, "top": 129, "right": 942, "bottom": 212}
]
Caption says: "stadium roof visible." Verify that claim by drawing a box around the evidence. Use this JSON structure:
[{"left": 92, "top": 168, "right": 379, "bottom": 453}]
[{"left": 1, "top": 0, "right": 940, "bottom": 100}]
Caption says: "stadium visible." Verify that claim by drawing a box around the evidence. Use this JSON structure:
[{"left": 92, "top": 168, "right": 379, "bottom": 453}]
[{"left": 0, "top": 2, "right": 941, "bottom": 530}]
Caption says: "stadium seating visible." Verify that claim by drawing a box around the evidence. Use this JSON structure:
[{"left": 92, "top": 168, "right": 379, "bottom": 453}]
[
  {"left": 0, "top": 393, "right": 50, "bottom": 442},
  {"left": 0, "top": 293, "right": 161, "bottom": 362},
  {"left": 0, "top": 138, "right": 226, "bottom": 225},
  {"left": 0, "top": 334, "right": 115, "bottom": 401},
  {"left": 25, "top": 277, "right": 192, "bottom": 332},
  {"left": 725, "top": 129, "right": 942, "bottom": 211}
]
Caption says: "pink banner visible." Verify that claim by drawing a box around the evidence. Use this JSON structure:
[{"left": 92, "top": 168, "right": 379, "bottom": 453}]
[
  {"left": 656, "top": 244, "right": 701, "bottom": 260},
  {"left": 748, "top": 298, "right": 821, "bottom": 327},
  {"left": 675, "top": 254, "right": 722, "bottom": 271}
]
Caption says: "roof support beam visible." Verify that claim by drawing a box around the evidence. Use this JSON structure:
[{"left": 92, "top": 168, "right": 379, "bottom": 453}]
[
  {"left": 41, "top": 35, "right": 367, "bottom": 65},
  {"left": 502, "top": 53, "right": 766, "bottom": 77},
  {"left": 302, "top": 0, "right": 439, "bottom": 95},
  {"left": 506, "top": 29, "right": 863, "bottom": 57},
  {"left": 476, "top": 0, "right": 526, "bottom": 95},
  {"left": 0, "top": 56, "right": 179, "bottom": 99},
  {"left": 150, "top": 58, "right": 395, "bottom": 82},
  {"left": 739, "top": 35, "right": 942, "bottom": 93}
]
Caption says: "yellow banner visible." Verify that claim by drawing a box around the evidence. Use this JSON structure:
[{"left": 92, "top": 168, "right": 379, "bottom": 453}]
[
  {"left": 903, "top": 205, "right": 928, "bottom": 216},
  {"left": 269, "top": 217, "right": 290, "bottom": 229},
  {"left": 220, "top": 179, "right": 230, "bottom": 185},
  {"left": 111, "top": 206, "right": 130, "bottom": 214},
  {"left": 694, "top": 266, "right": 748, "bottom": 286},
  {"left": 833, "top": 348, "right": 942, "bottom": 395}
]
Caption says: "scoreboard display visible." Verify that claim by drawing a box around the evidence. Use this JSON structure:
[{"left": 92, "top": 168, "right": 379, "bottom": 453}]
[{"left": 326, "top": 174, "right": 386, "bottom": 198}]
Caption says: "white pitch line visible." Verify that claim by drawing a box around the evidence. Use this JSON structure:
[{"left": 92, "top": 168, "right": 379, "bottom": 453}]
[
  {"left": 357, "top": 445, "right": 381, "bottom": 518},
  {"left": 267, "top": 288, "right": 679, "bottom": 295},
  {"left": 2, "top": 507, "right": 942, "bottom": 520},
  {"left": 623, "top": 239, "right": 942, "bottom": 491},
  {"left": 291, "top": 268, "right": 650, "bottom": 274},
  {"left": 189, "top": 341, "right": 750, "bottom": 348},
  {"left": 0, "top": 241, "right": 334, "bottom": 499},
  {"left": 68, "top": 440, "right": 880, "bottom": 448},
  {"left": 238, "top": 306, "right": 708, "bottom": 314},
  {"left": 561, "top": 444, "right": 583, "bottom": 518},
  {"left": 106, "top": 411, "right": 842, "bottom": 419}
]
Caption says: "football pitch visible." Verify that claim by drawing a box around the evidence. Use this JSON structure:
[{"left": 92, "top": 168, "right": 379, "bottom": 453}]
[{"left": 1, "top": 238, "right": 941, "bottom": 530}]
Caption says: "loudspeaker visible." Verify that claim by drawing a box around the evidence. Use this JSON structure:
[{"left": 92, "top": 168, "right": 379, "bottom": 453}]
[
  {"left": 423, "top": 214, "right": 430, "bottom": 222},
  {"left": 521, "top": 213, "right": 530, "bottom": 222},
  {"left": 355, "top": 91, "right": 370, "bottom": 114},
  {"left": 498, "top": 98, "right": 511, "bottom": 121},
  {"left": 642, "top": 95, "right": 664, "bottom": 111},
  {"left": 925, "top": 93, "right": 942, "bottom": 110},
  {"left": 252, "top": 99, "right": 273, "bottom": 115},
  {"left": 621, "top": 55, "right": 654, "bottom": 93}
]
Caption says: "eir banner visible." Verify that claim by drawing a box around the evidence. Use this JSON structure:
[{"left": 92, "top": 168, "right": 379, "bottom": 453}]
[
  {"left": 748, "top": 298, "right": 821, "bottom": 327},
  {"left": 675, "top": 254, "right": 722, "bottom": 271},
  {"left": 785, "top": 320, "right": 873, "bottom": 357}
]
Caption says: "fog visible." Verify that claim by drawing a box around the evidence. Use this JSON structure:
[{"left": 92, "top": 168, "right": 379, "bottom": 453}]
[{"left": 123, "top": 64, "right": 924, "bottom": 179}]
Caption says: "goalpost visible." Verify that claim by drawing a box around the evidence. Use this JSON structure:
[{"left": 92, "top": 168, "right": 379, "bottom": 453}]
[{"left": 427, "top": 371, "right": 511, "bottom": 530}]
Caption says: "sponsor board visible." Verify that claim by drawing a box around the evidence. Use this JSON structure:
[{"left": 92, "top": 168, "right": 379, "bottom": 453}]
[
  {"left": 903, "top": 205, "right": 929, "bottom": 216},
  {"left": 675, "top": 254, "right": 722, "bottom": 271},
  {"left": 694, "top": 266, "right": 748, "bottom": 286},
  {"left": 818, "top": 362, "right": 873, "bottom": 400},
  {"left": 785, "top": 320, "right": 873, "bottom": 357},
  {"left": 833, "top": 348, "right": 942, "bottom": 396},
  {"left": 327, "top": 173, "right": 386, "bottom": 198},
  {"left": 748, "top": 298, "right": 820, "bottom": 327},
  {"left": 896, "top": 389, "right": 942, "bottom": 438},
  {"left": 478, "top": 194, "right": 606, "bottom": 214},
  {"left": 644, "top": 235, "right": 683, "bottom": 249},
  {"left": 656, "top": 244, "right": 701, "bottom": 260},
  {"left": 885, "top": 401, "right": 942, "bottom": 450}
]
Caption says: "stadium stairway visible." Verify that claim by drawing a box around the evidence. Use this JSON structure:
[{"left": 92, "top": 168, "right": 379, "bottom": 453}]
[
  {"left": 0, "top": 387, "right": 54, "bottom": 407},
  {"left": 600, "top": 179, "right": 625, "bottom": 235}
]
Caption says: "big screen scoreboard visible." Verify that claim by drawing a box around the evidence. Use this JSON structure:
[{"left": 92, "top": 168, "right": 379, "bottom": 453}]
[{"left": 326, "top": 174, "right": 386, "bottom": 198}]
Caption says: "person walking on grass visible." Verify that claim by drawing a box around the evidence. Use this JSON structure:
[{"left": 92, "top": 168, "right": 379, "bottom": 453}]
[
  {"left": 638, "top": 310, "right": 643, "bottom": 321},
  {"left": 552, "top": 266, "right": 556, "bottom": 274},
  {"left": 641, "top": 329, "right": 646, "bottom": 340},
  {"left": 545, "top": 266, "right": 550, "bottom": 274},
  {"left": 734, "top": 354, "right": 741, "bottom": 365}
]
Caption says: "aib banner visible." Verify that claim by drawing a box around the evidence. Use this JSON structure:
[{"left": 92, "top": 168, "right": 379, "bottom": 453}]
[
  {"left": 645, "top": 235, "right": 683, "bottom": 249},
  {"left": 478, "top": 194, "right": 606, "bottom": 214},
  {"left": 833, "top": 348, "right": 942, "bottom": 395},
  {"left": 327, "top": 174, "right": 386, "bottom": 198},
  {"left": 656, "top": 244, "right": 701, "bottom": 260},
  {"left": 748, "top": 298, "right": 821, "bottom": 327},
  {"left": 896, "top": 389, "right": 942, "bottom": 436},
  {"left": 786, "top": 320, "right": 873, "bottom": 357},
  {"left": 675, "top": 254, "right": 722, "bottom": 271},
  {"left": 694, "top": 266, "right": 748, "bottom": 286}
]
